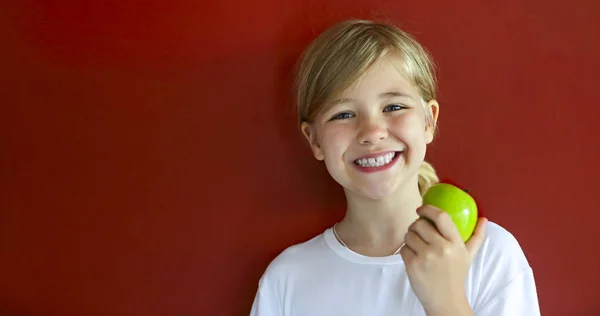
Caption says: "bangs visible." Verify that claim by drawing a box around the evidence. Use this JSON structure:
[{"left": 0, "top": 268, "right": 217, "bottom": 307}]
[{"left": 296, "top": 20, "right": 437, "bottom": 124}]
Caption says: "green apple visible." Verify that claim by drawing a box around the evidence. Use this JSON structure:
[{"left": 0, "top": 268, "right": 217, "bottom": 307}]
[{"left": 422, "top": 183, "right": 478, "bottom": 243}]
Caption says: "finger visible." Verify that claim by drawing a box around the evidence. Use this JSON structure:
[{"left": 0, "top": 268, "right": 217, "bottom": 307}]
[
  {"left": 399, "top": 242, "right": 416, "bottom": 264},
  {"left": 404, "top": 230, "right": 429, "bottom": 254},
  {"left": 417, "top": 205, "right": 462, "bottom": 243},
  {"left": 408, "top": 216, "right": 445, "bottom": 245},
  {"left": 466, "top": 217, "right": 488, "bottom": 258}
]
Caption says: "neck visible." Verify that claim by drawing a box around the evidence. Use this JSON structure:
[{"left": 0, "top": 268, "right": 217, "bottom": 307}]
[{"left": 335, "top": 178, "right": 422, "bottom": 255}]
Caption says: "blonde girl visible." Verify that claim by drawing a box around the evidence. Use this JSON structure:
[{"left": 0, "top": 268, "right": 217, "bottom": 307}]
[{"left": 251, "top": 19, "right": 540, "bottom": 316}]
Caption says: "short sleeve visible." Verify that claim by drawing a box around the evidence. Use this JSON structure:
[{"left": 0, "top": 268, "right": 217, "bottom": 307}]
[
  {"left": 475, "top": 267, "right": 540, "bottom": 315},
  {"left": 249, "top": 273, "right": 283, "bottom": 316},
  {"left": 470, "top": 222, "right": 541, "bottom": 316}
]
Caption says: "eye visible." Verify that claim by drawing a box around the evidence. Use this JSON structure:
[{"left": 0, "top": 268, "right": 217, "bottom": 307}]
[
  {"left": 330, "top": 112, "right": 354, "bottom": 121},
  {"left": 383, "top": 104, "right": 407, "bottom": 112}
]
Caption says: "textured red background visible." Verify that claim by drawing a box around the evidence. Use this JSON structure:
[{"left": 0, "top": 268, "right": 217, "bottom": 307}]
[{"left": 2, "top": 0, "right": 599, "bottom": 315}]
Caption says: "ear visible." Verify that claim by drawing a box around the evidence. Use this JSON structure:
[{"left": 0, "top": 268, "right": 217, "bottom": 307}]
[
  {"left": 301, "top": 121, "right": 324, "bottom": 161},
  {"left": 425, "top": 100, "right": 440, "bottom": 144}
]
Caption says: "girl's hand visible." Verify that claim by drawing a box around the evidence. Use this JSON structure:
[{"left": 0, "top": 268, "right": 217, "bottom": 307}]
[{"left": 400, "top": 205, "right": 487, "bottom": 315}]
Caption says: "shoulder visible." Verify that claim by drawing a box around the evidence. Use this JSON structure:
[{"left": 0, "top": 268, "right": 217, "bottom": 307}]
[
  {"left": 470, "top": 221, "right": 534, "bottom": 287},
  {"left": 482, "top": 221, "right": 522, "bottom": 249},
  {"left": 258, "top": 231, "right": 330, "bottom": 287},
  {"left": 477, "top": 221, "right": 530, "bottom": 266},
  {"left": 250, "top": 231, "right": 337, "bottom": 315},
  {"left": 271, "top": 231, "right": 329, "bottom": 266}
]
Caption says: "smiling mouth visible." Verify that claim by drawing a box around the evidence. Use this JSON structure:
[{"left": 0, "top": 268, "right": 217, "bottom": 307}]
[{"left": 354, "top": 151, "right": 401, "bottom": 168}]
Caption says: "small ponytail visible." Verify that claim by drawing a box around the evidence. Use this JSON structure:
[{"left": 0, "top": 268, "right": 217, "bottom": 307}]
[{"left": 418, "top": 161, "right": 439, "bottom": 195}]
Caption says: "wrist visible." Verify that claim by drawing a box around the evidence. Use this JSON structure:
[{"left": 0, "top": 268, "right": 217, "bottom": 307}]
[{"left": 423, "top": 295, "right": 473, "bottom": 316}]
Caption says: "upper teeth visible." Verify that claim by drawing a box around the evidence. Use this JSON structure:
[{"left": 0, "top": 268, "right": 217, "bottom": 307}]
[{"left": 355, "top": 152, "right": 396, "bottom": 167}]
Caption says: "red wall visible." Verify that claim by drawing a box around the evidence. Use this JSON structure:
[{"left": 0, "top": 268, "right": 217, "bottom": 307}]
[{"left": 2, "top": 0, "right": 599, "bottom": 315}]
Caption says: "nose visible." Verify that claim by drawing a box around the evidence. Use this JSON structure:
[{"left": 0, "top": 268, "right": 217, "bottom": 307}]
[{"left": 356, "top": 117, "right": 388, "bottom": 145}]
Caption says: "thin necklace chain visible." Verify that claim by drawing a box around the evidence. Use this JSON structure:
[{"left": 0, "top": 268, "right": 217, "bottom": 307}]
[{"left": 332, "top": 223, "right": 405, "bottom": 256}]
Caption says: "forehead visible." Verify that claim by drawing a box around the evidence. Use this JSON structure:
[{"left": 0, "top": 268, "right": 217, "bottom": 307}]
[{"left": 334, "top": 55, "right": 420, "bottom": 103}]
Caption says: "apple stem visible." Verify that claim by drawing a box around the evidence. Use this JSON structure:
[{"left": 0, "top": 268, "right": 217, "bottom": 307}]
[{"left": 465, "top": 188, "right": 470, "bottom": 193}]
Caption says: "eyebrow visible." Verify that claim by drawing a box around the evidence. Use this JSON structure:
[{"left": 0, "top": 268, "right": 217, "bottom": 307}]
[{"left": 330, "top": 92, "right": 412, "bottom": 105}]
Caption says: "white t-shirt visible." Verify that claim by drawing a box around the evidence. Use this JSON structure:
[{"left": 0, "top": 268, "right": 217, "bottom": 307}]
[{"left": 250, "top": 221, "right": 540, "bottom": 316}]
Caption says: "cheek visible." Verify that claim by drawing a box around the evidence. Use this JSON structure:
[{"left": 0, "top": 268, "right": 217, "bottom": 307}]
[
  {"left": 319, "top": 125, "right": 353, "bottom": 160},
  {"left": 389, "top": 113, "right": 428, "bottom": 141}
]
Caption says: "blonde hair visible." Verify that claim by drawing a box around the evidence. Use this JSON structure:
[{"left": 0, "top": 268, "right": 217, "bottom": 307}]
[{"left": 295, "top": 19, "right": 440, "bottom": 194}]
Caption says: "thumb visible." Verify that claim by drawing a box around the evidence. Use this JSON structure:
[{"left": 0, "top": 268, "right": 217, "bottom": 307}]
[{"left": 466, "top": 217, "right": 488, "bottom": 259}]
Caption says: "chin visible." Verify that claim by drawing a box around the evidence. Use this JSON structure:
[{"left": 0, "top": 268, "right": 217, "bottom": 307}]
[
  {"left": 360, "top": 192, "right": 393, "bottom": 201},
  {"left": 331, "top": 163, "right": 419, "bottom": 200},
  {"left": 347, "top": 182, "right": 400, "bottom": 201}
]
